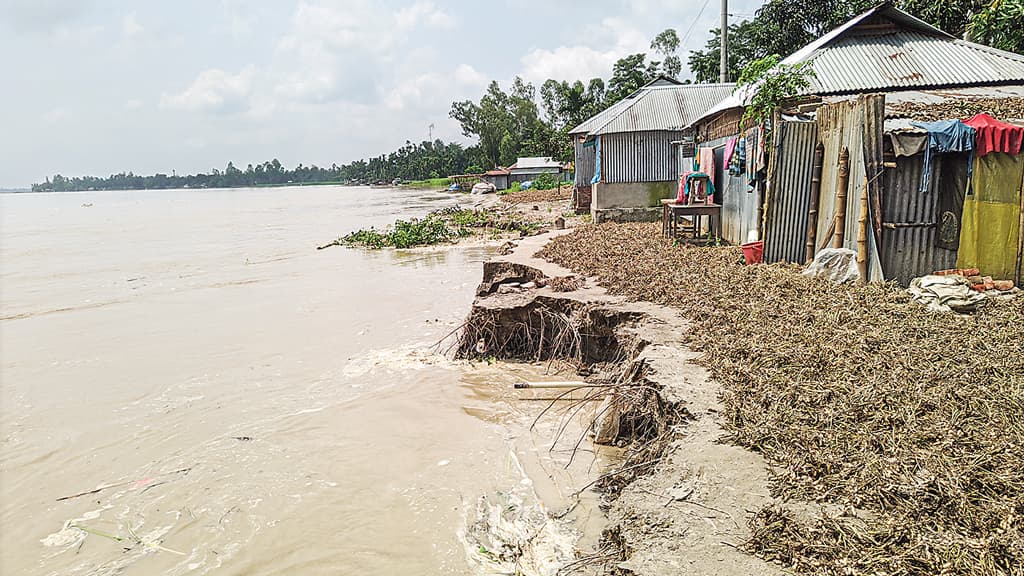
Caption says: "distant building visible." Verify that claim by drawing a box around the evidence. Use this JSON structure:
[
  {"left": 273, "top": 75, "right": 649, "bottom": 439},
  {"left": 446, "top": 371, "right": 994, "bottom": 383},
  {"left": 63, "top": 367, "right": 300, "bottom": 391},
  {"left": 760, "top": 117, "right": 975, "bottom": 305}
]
[
  {"left": 482, "top": 169, "right": 510, "bottom": 190},
  {"left": 508, "top": 157, "right": 568, "bottom": 184},
  {"left": 570, "top": 77, "right": 735, "bottom": 222}
]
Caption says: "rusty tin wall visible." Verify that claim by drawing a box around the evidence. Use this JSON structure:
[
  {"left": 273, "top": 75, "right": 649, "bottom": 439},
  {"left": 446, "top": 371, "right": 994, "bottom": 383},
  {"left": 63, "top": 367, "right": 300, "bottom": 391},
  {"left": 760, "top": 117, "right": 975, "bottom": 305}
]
[
  {"left": 601, "top": 130, "right": 685, "bottom": 183},
  {"left": 574, "top": 140, "right": 596, "bottom": 186},
  {"left": 880, "top": 152, "right": 959, "bottom": 285},
  {"left": 765, "top": 120, "right": 818, "bottom": 263},
  {"left": 814, "top": 95, "right": 886, "bottom": 281}
]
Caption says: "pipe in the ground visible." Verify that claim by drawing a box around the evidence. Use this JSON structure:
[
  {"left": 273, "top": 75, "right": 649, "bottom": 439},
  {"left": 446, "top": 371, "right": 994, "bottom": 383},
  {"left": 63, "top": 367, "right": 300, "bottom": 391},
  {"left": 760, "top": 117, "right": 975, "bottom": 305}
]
[{"left": 514, "top": 381, "right": 589, "bottom": 389}]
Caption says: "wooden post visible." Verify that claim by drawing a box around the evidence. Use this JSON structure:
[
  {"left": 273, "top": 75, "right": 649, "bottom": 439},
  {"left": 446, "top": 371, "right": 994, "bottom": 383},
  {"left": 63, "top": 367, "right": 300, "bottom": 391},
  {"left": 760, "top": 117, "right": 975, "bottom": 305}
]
[
  {"left": 857, "top": 174, "right": 869, "bottom": 281},
  {"left": 806, "top": 142, "right": 824, "bottom": 263},
  {"left": 833, "top": 147, "right": 850, "bottom": 249}
]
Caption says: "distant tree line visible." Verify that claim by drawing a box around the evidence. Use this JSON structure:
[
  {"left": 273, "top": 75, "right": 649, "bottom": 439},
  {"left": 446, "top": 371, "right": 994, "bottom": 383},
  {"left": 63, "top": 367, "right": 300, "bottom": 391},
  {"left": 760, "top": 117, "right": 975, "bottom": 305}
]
[{"left": 32, "top": 140, "right": 481, "bottom": 192}]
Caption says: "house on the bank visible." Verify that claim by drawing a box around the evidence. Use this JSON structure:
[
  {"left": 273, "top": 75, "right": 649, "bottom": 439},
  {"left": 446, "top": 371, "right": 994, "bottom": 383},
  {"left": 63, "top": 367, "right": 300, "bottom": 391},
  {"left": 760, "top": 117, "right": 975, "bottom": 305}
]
[
  {"left": 570, "top": 77, "right": 735, "bottom": 222},
  {"left": 507, "top": 157, "right": 568, "bottom": 185},
  {"left": 482, "top": 169, "right": 510, "bottom": 191},
  {"left": 687, "top": 2, "right": 1024, "bottom": 285}
]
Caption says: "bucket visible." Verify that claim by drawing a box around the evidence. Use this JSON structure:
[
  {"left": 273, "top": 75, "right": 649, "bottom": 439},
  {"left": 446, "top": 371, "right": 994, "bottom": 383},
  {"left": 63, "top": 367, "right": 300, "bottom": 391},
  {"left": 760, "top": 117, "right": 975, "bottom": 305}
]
[{"left": 741, "top": 241, "right": 764, "bottom": 265}]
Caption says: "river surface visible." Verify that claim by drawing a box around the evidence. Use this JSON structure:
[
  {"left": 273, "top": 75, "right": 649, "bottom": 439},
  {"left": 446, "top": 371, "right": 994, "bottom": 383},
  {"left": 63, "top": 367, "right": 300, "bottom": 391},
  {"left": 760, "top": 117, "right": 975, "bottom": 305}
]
[{"left": 0, "top": 186, "right": 604, "bottom": 575}]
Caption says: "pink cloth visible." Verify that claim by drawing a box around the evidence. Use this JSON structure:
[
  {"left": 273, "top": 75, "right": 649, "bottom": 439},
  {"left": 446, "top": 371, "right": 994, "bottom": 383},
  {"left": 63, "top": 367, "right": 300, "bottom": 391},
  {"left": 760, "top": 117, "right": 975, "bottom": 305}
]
[
  {"left": 723, "top": 137, "right": 738, "bottom": 166},
  {"left": 698, "top": 147, "right": 716, "bottom": 186},
  {"left": 676, "top": 171, "right": 692, "bottom": 203}
]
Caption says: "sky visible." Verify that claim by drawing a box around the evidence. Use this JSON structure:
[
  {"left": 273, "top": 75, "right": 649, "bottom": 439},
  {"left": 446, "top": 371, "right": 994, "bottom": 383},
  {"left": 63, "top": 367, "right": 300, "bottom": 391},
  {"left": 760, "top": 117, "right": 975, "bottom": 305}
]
[{"left": 1, "top": 0, "right": 762, "bottom": 187}]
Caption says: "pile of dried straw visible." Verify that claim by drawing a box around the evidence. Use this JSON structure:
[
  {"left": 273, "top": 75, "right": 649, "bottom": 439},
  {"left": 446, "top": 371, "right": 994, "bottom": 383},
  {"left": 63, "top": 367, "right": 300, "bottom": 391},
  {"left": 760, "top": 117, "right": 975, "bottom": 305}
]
[{"left": 538, "top": 222, "right": 1024, "bottom": 576}]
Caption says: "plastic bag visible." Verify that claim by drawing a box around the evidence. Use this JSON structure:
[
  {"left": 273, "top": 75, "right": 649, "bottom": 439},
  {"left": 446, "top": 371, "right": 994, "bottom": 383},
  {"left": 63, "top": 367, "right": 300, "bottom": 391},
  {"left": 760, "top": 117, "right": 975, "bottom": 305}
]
[{"left": 803, "top": 248, "right": 860, "bottom": 284}]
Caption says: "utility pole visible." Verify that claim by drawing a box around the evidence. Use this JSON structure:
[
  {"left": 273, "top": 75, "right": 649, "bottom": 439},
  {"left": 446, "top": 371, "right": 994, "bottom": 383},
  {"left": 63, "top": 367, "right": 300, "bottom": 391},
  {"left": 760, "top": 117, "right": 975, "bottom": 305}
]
[
  {"left": 720, "top": 0, "right": 729, "bottom": 83},
  {"left": 429, "top": 123, "right": 434, "bottom": 141}
]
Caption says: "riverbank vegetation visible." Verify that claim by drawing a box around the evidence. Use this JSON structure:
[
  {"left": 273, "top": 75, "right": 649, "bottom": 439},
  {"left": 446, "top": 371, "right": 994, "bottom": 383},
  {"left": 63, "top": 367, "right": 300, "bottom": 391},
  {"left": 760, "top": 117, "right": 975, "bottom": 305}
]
[
  {"left": 322, "top": 207, "right": 539, "bottom": 250},
  {"left": 404, "top": 177, "right": 451, "bottom": 189},
  {"left": 539, "top": 222, "right": 1024, "bottom": 576}
]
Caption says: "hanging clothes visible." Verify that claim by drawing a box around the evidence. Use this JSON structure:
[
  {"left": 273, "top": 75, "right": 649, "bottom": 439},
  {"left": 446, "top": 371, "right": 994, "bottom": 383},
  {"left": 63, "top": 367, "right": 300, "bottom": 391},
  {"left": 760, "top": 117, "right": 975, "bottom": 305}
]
[
  {"left": 957, "top": 152, "right": 1023, "bottom": 279},
  {"left": 744, "top": 126, "right": 762, "bottom": 189},
  {"left": 723, "top": 137, "right": 738, "bottom": 167},
  {"left": 889, "top": 130, "right": 928, "bottom": 157},
  {"left": 729, "top": 137, "right": 746, "bottom": 176},
  {"left": 964, "top": 113, "right": 1024, "bottom": 157},
  {"left": 698, "top": 147, "right": 716, "bottom": 187},
  {"left": 912, "top": 119, "right": 976, "bottom": 193}
]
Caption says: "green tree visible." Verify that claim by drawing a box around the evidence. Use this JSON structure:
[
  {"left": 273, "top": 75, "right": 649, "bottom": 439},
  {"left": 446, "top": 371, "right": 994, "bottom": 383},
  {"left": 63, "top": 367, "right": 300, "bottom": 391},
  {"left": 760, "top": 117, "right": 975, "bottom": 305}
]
[
  {"left": 688, "top": 20, "right": 766, "bottom": 83},
  {"left": 968, "top": 0, "right": 1024, "bottom": 52},
  {"left": 650, "top": 29, "right": 682, "bottom": 78},
  {"left": 607, "top": 53, "right": 651, "bottom": 104}
]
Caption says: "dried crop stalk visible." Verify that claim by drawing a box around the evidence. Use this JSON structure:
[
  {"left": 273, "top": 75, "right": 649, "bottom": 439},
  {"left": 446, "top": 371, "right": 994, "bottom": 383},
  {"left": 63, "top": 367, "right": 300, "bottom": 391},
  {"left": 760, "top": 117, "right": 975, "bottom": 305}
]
[
  {"left": 833, "top": 147, "right": 850, "bottom": 249},
  {"left": 806, "top": 142, "right": 824, "bottom": 263}
]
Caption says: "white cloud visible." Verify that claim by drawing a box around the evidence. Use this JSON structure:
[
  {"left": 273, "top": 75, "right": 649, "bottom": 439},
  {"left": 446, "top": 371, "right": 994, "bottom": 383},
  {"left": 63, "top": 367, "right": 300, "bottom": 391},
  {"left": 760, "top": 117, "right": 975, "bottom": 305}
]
[
  {"left": 518, "top": 17, "right": 649, "bottom": 83},
  {"left": 395, "top": 1, "right": 454, "bottom": 32},
  {"left": 160, "top": 67, "right": 256, "bottom": 113},
  {"left": 121, "top": 13, "right": 143, "bottom": 37},
  {"left": 124, "top": 99, "right": 143, "bottom": 110},
  {"left": 453, "top": 64, "right": 487, "bottom": 88},
  {"left": 42, "top": 107, "right": 70, "bottom": 125}
]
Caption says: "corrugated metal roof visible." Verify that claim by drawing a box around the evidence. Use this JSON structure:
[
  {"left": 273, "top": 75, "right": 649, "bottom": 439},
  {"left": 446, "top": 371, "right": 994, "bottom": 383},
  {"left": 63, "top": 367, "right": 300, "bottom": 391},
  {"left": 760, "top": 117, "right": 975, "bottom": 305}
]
[
  {"left": 513, "top": 157, "right": 561, "bottom": 169},
  {"left": 807, "top": 32, "right": 1024, "bottom": 94},
  {"left": 689, "top": 3, "right": 1024, "bottom": 127},
  {"left": 570, "top": 83, "right": 735, "bottom": 136}
]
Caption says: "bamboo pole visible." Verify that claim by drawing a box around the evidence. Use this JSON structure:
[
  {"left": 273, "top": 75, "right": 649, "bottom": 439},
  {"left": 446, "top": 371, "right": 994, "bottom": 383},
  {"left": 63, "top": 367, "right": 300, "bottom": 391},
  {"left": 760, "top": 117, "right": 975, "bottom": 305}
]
[
  {"left": 833, "top": 147, "right": 850, "bottom": 249},
  {"left": 806, "top": 142, "right": 824, "bottom": 263},
  {"left": 1016, "top": 166, "right": 1024, "bottom": 285},
  {"left": 857, "top": 175, "right": 869, "bottom": 282}
]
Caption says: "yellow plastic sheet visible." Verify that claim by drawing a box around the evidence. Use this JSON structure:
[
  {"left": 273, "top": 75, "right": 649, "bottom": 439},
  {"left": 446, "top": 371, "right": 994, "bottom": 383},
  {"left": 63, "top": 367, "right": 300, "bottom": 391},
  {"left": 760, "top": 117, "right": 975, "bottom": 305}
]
[{"left": 957, "top": 152, "right": 1023, "bottom": 280}]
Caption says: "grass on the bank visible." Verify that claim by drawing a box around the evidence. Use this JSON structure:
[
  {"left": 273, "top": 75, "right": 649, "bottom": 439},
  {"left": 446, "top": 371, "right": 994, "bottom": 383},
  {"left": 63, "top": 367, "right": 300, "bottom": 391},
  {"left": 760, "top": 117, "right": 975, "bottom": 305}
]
[
  {"left": 404, "top": 177, "right": 451, "bottom": 189},
  {"left": 331, "top": 207, "right": 538, "bottom": 249},
  {"left": 538, "top": 222, "right": 1024, "bottom": 576}
]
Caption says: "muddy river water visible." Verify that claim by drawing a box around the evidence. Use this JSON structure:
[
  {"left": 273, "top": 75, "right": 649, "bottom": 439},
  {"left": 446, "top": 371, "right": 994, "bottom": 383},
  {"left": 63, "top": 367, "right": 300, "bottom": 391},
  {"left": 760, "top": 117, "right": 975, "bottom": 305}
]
[{"left": 0, "top": 186, "right": 606, "bottom": 575}]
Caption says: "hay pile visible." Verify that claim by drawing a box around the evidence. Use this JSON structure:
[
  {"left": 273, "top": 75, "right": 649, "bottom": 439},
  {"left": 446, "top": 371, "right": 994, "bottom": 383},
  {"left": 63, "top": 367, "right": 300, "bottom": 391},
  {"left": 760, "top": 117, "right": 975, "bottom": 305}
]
[
  {"left": 887, "top": 97, "right": 1024, "bottom": 122},
  {"left": 502, "top": 187, "right": 572, "bottom": 204},
  {"left": 538, "top": 223, "right": 1024, "bottom": 576}
]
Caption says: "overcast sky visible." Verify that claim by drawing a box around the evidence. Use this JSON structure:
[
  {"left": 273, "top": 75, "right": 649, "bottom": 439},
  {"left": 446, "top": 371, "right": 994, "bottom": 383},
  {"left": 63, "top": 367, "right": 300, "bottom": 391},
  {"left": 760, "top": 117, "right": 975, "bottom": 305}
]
[{"left": 1, "top": 0, "right": 762, "bottom": 187}]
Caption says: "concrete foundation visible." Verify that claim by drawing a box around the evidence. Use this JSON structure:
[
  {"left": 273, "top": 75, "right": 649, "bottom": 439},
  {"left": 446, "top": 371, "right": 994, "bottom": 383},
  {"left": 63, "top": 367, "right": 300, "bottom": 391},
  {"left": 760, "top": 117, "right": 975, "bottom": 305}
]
[{"left": 591, "top": 181, "right": 675, "bottom": 223}]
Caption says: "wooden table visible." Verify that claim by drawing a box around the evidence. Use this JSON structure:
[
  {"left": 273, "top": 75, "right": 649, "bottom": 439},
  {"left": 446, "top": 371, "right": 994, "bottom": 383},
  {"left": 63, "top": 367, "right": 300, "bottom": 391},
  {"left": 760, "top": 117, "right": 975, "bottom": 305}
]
[{"left": 661, "top": 199, "right": 723, "bottom": 244}]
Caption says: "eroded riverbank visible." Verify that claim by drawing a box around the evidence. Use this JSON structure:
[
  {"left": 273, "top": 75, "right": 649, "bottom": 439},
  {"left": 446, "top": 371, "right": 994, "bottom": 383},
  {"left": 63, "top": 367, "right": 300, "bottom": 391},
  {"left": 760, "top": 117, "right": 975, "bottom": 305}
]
[{"left": 455, "top": 232, "right": 782, "bottom": 575}]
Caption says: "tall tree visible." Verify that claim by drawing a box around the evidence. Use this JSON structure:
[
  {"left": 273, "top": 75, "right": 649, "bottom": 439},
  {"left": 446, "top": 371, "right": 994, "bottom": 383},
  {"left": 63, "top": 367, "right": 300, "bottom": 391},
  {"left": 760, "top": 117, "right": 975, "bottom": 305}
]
[{"left": 650, "top": 29, "right": 683, "bottom": 79}]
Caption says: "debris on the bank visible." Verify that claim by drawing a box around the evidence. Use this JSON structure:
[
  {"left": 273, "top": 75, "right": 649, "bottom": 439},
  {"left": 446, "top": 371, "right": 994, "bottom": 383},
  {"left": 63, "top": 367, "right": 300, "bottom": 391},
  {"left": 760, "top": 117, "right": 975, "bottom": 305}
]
[
  {"left": 460, "top": 451, "right": 578, "bottom": 576},
  {"left": 801, "top": 248, "right": 859, "bottom": 284},
  {"left": 538, "top": 222, "right": 1024, "bottom": 576},
  {"left": 908, "top": 274, "right": 987, "bottom": 313}
]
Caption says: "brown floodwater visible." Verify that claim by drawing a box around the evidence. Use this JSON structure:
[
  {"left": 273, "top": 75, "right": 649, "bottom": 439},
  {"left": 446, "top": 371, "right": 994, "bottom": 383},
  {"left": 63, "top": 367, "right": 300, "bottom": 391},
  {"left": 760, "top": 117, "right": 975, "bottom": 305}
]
[{"left": 0, "top": 186, "right": 606, "bottom": 575}]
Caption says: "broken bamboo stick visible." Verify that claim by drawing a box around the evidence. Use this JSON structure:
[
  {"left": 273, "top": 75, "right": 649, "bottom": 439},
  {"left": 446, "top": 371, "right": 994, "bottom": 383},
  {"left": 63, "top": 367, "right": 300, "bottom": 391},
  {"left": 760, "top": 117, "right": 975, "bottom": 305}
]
[
  {"left": 858, "top": 175, "right": 869, "bottom": 282},
  {"left": 806, "top": 142, "right": 824, "bottom": 263},
  {"left": 834, "top": 147, "right": 850, "bottom": 249}
]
